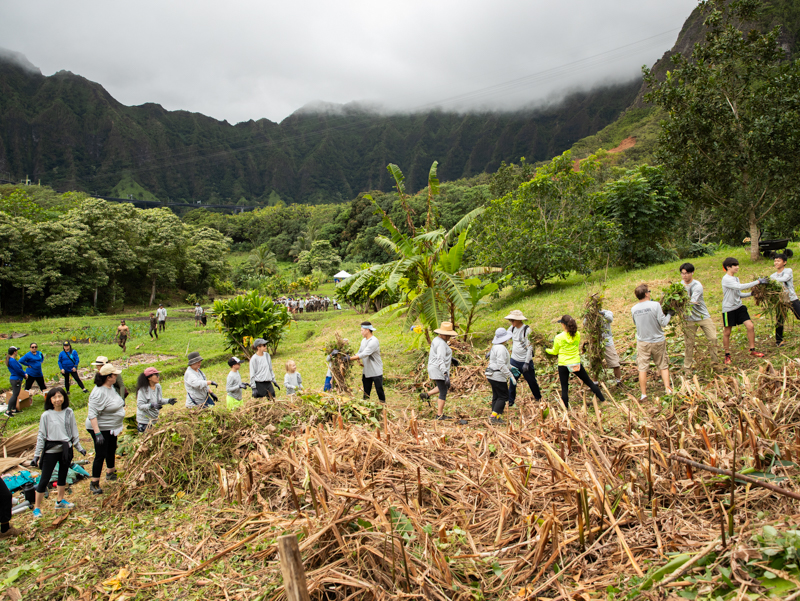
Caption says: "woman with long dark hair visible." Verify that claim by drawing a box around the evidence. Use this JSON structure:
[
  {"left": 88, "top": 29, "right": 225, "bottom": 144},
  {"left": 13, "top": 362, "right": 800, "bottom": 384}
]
[
  {"left": 4, "top": 346, "right": 25, "bottom": 417},
  {"left": 58, "top": 341, "right": 88, "bottom": 394},
  {"left": 85, "top": 364, "right": 125, "bottom": 495},
  {"left": 545, "top": 315, "right": 605, "bottom": 409},
  {"left": 136, "top": 367, "right": 175, "bottom": 432}
]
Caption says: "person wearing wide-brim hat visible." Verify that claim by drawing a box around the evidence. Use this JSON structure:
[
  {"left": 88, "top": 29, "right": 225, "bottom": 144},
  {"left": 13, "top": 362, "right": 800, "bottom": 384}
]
[
  {"left": 420, "top": 322, "right": 460, "bottom": 420},
  {"left": 85, "top": 362, "right": 125, "bottom": 494},
  {"left": 91, "top": 356, "right": 128, "bottom": 399},
  {"left": 485, "top": 327, "right": 517, "bottom": 424},
  {"left": 347, "top": 322, "right": 385, "bottom": 403},
  {"left": 250, "top": 338, "right": 278, "bottom": 400},
  {"left": 184, "top": 351, "right": 214, "bottom": 408},
  {"left": 504, "top": 310, "right": 543, "bottom": 408}
]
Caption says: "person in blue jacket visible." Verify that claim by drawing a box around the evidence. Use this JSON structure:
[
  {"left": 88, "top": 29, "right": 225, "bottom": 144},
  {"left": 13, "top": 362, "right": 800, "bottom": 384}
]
[
  {"left": 58, "top": 341, "right": 88, "bottom": 394},
  {"left": 4, "top": 346, "right": 25, "bottom": 417},
  {"left": 19, "top": 342, "right": 47, "bottom": 394}
]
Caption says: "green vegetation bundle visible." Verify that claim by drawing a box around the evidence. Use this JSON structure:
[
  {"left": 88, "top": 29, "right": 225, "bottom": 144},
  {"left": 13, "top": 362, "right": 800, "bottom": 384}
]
[
  {"left": 660, "top": 282, "right": 690, "bottom": 323},
  {"left": 581, "top": 291, "right": 606, "bottom": 380},
  {"left": 212, "top": 290, "right": 292, "bottom": 357},
  {"left": 753, "top": 278, "right": 789, "bottom": 325},
  {"left": 323, "top": 332, "right": 355, "bottom": 393},
  {"left": 296, "top": 391, "right": 383, "bottom": 428}
]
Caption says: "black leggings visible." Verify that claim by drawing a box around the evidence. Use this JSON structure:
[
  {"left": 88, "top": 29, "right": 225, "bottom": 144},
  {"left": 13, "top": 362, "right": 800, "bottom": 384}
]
[
  {"left": 24, "top": 375, "right": 46, "bottom": 392},
  {"left": 362, "top": 375, "right": 386, "bottom": 402},
  {"left": 557, "top": 365, "right": 605, "bottom": 409},
  {"left": 149, "top": 325, "right": 158, "bottom": 339},
  {"left": 433, "top": 379, "right": 449, "bottom": 401},
  {"left": 87, "top": 430, "right": 118, "bottom": 478},
  {"left": 0, "top": 479, "right": 11, "bottom": 528},
  {"left": 63, "top": 371, "right": 84, "bottom": 391},
  {"left": 489, "top": 379, "right": 509, "bottom": 415},
  {"left": 776, "top": 299, "right": 800, "bottom": 345},
  {"left": 509, "top": 358, "right": 542, "bottom": 404},
  {"left": 6, "top": 379, "right": 22, "bottom": 412},
  {"left": 158, "top": 320, "right": 166, "bottom": 332},
  {"left": 36, "top": 451, "right": 71, "bottom": 493}
]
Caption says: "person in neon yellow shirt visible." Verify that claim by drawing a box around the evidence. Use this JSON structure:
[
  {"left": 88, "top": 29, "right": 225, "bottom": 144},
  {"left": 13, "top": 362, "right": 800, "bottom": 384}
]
[{"left": 545, "top": 315, "right": 605, "bottom": 409}]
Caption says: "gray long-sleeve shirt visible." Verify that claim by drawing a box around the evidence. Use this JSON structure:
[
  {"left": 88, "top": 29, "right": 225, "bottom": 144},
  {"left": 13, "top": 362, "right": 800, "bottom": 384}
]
[
  {"left": 85, "top": 385, "right": 126, "bottom": 431},
  {"left": 35, "top": 408, "right": 85, "bottom": 457},
  {"left": 250, "top": 352, "right": 275, "bottom": 383},
  {"left": 184, "top": 366, "right": 209, "bottom": 408},
  {"left": 771, "top": 268, "right": 798, "bottom": 302},
  {"left": 284, "top": 372, "right": 303, "bottom": 395},
  {"left": 599, "top": 310, "right": 615, "bottom": 346},
  {"left": 427, "top": 336, "right": 453, "bottom": 380},
  {"left": 357, "top": 336, "right": 383, "bottom": 378},
  {"left": 683, "top": 280, "right": 711, "bottom": 321},
  {"left": 721, "top": 274, "right": 759, "bottom": 312},
  {"left": 137, "top": 383, "right": 164, "bottom": 425},
  {"left": 486, "top": 344, "right": 513, "bottom": 383},
  {"left": 509, "top": 326, "right": 533, "bottom": 363},
  {"left": 631, "top": 300, "right": 671, "bottom": 343},
  {"left": 226, "top": 370, "right": 245, "bottom": 401}
]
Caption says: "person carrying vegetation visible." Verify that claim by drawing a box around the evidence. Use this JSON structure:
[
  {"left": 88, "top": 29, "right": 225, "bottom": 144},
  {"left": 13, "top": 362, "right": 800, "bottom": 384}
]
[
  {"left": 546, "top": 316, "right": 605, "bottom": 409},
  {"left": 184, "top": 351, "right": 215, "bottom": 408},
  {"left": 91, "top": 356, "right": 128, "bottom": 400},
  {"left": 770, "top": 253, "right": 800, "bottom": 347},
  {"left": 721, "top": 257, "right": 766, "bottom": 364},
  {"left": 85, "top": 363, "right": 125, "bottom": 494},
  {"left": 58, "top": 341, "right": 88, "bottom": 394},
  {"left": 323, "top": 351, "right": 335, "bottom": 392},
  {"left": 226, "top": 357, "right": 249, "bottom": 409},
  {"left": 680, "top": 263, "right": 719, "bottom": 371},
  {"left": 284, "top": 360, "right": 303, "bottom": 395},
  {"left": 156, "top": 304, "right": 167, "bottom": 332},
  {"left": 148, "top": 312, "right": 159, "bottom": 340},
  {"left": 136, "top": 367, "right": 175, "bottom": 432},
  {"left": 116, "top": 320, "right": 129, "bottom": 352},
  {"left": 348, "top": 322, "right": 385, "bottom": 403},
  {"left": 250, "top": 339, "right": 278, "bottom": 400},
  {"left": 595, "top": 310, "right": 623, "bottom": 385},
  {"left": 0, "top": 479, "right": 20, "bottom": 539},
  {"left": 19, "top": 342, "right": 46, "bottom": 394},
  {"left": 631, "top": 284, "right": 673, "bottom": 399},
  {"left": 485, "top": 327, "right": 516, "bottom": 424},
  {"left": 31, "top": 387, "right": 86, "bottom": 517},
  {"left": 420, "top": 321, "right": 458, "bottom": 421},
  {"left": 4, "top": 346, "right": 24, "bottom": 418},
  {"left": 505, "top": 310, "right": 542, "bottom": 407}
]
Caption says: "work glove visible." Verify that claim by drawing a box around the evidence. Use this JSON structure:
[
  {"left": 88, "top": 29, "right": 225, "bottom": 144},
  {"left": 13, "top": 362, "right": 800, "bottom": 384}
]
[
  {"left": 510, "top": 377, "right": 517, "bottom": 387},
  {"left": 450, "top": 357, "right": 460, "bottom": 368},
  {"left": 666, "top": 310, "right": 675, "bottom": 317},
  {"left": 273, "top": 382, "right": 281, "bottom": 390},
  {"left": 165, "top": 398, "right": 177, "bottom": 405},
  {"left": 31, "top": 457, "right": 39, "bottom": 468},
  {"left": 330, "top": 349, "right": 339, "bottom": 356},
  {"left": 149, "top": 401, "right": 160, "bottom": 411},
  {"left": 241, "top": 382, "right": 251, "bottom": 389},
  {"left": 78, "top": 447, "right": 87, "bottom": 456},
  {"left": 522, "top": 362, "right": 530, "bottom": 373},
  {"left": 758, "top": 277, "right": 769, "bottom": 285},
  {"left": 209, "top": 381, "right": 218, "bottom": 387},
  {"left": 94, "top": 432, "right": 105, "bottom": 446},
  {"left": 444, "top": 373, "right": 451, "bottom": 387}
]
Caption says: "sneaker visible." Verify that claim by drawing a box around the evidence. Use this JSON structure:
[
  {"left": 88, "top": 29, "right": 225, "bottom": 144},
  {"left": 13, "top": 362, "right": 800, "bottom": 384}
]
[
  {"left": 0, "top": 526, "right": 22, "bottom": 539},
  {"left": 436, "top": 414, "right": 451, "bottom": 421},
  {"left": 89, "top": 481, "right": 103, "bottom": 495},
  {"left": 105, "top": 472, "right": 117, "bottom": 482},
  {"left": 55, "top": 499, "right": 74, "bottom": 510},
  {"left": 640, "top": 395, "right": 648, "bottom": 401},
  {"left": 776, "top": 341, "right": 786, "bottom": 348},
  {"left": 508, "top": 400, "right": 515, "bottom": 407},
  {"left": 32, "top": 508, "right": 42, "bottom": 519},
  {"left": 724, "top": 355, "right": 732, "bottom": 365},
  {"left": 750, "top": 350, "right": 765, "bottom": 358},
  {"left": 4, "top": 411, "right": 12, "bottom": 418},
  {"left": 81, "top": 387, "right": 89, "bottom": 393},
  {"left": 615, "top": 379, "right": 622, "bottom": 385},
  {"left": 419, "top": 392, "right": 429, "bottom": 400},
  {"left": 664, "top": 389, "right": 674, "bottom": 395}
]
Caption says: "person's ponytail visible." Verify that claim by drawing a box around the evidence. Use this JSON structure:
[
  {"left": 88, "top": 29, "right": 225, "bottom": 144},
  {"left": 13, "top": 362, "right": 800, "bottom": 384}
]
[{"left": 561, "top": 315, "right": 578, "bottom": 338}]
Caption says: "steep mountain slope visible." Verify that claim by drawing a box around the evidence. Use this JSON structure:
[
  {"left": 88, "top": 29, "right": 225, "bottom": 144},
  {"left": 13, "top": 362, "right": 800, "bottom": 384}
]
[{"left": 0, "top": 51, "right": 640, "bottom": 203}]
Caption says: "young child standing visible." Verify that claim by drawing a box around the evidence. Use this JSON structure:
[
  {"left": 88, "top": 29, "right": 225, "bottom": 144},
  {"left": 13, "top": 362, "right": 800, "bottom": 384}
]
[
  {"left": 225, "top": 357, "right": 249, "bottom": 409},
  {"left": 770, "top": 253, "right": 800, "bottom": 347},
  {"left": 31, "top": 387, "right": 87, "bottom": 518},
  {"left": 721, "top": 257, "right": 767, "bottom": 363},
  {"left": 284, "top": 360, "right": 303, "bottom": 395}
]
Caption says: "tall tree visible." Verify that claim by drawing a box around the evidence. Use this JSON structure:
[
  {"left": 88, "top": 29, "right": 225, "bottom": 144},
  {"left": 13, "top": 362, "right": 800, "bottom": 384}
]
[{"left": 644, "top": 0, "right": 800, "bottom": 260}]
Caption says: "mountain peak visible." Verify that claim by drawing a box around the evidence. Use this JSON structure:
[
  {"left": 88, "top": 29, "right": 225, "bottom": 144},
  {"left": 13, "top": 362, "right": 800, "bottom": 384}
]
[{"left": 0, "top": 48, "right": 42, "bottom": 75}]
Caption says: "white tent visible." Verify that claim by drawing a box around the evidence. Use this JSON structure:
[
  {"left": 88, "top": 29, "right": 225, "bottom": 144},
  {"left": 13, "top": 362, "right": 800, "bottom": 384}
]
[{"left": 333, "top": 270, "right": 351, "bottom": 281}]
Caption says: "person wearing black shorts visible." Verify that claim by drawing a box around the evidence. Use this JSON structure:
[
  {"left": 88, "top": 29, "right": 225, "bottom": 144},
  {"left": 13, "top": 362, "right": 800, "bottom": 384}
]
[{"left": 721, "top": 257, "right": 766, "bottom": 364}]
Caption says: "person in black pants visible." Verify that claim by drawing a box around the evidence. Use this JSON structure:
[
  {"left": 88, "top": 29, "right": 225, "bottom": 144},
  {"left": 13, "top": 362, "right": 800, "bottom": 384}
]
[
  {"left": 0, "top": 479, "right": 20, "bottom": 539},
  {"left": 58, "top": 341, "right": 88, "bottom": 394},
  {"left": 4, "top": 346, "right": 25, "bottom": 417},
  {"left": 85, "top": 364, "right": 126, "bottom": 494},
  {"left": 19, "top": 343, "right": 46, "bottom": 393},
  {"left": 545, "top": 315, "right": 605, "bottom": 409}
]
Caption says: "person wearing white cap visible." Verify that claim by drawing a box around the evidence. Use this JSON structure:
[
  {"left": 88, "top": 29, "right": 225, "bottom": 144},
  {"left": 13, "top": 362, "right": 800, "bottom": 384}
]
[
  {"left": 348, "top": 322, "right": 385, "bottom": 403},
  {"left": 485, "top": 327, "right": 516, "bottom": 424},
  {"left": 504, "top": 310, "right": 542, "bottom": 407},
  {"left": 420, "top": 321, "right": 459, "bottom": 420},
  {"left": 250, "top": 339, "right": 278, "bottom": 399},
  {"left": 85, "top": 362, "right": 125, "bottom": 494},
  {"left": 91, "top": 356, "right": 128, "bottom": 399}
]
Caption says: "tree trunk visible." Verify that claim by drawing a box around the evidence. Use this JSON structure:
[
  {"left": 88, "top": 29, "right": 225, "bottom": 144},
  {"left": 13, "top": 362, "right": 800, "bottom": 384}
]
[
  {"left": 749, "top": 209, "right": 760, "bottom": 262},
  {"left": 149, "top": 275, "right": 157, "bottom": 306},
  {"left": 93, "top": 287, "right": 98, "bottom": 308}
]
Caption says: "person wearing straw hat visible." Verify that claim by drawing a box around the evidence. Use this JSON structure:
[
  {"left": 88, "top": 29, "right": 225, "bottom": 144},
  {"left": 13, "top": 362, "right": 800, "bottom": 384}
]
[
  {"left": 504, "top": 310, "right": 542, "bottom": 407},
  {"left": 250, "top": 338, "right": 278, "bottom": 399},
  {"left": 420, "top": 321, "right": 459, "bottom": 420},
  {"left": 184, "top": 351, "right": 215, "bottom": 408},
  {"left": 347, "top": 322, "right": 385, "bottom": 403},
  {"left": 85, "top": 363, "right": 125, "bottom": 494},
  {"left": 91, "top": 356, "right": 128, "bottom": 399},
  {"left": 485, "top": 327, "right": 516, "bottom": 424}
]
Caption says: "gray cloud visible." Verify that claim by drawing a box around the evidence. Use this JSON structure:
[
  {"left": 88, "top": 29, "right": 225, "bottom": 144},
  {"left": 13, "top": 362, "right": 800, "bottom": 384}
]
[{"left": 0, "top": 0, "right": 698, "bottom": 123}]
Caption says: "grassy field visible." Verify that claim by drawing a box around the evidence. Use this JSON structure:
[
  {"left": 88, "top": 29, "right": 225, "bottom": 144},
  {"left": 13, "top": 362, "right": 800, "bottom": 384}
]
[{"left": 2, "top": 243, "right": 799, "bottom": 598}]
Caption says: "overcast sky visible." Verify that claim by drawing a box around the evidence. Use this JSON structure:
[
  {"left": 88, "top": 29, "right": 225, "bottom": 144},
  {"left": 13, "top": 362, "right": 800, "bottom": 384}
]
[{"left": 1, "top": 0, "right": 698, "bottom": 124}]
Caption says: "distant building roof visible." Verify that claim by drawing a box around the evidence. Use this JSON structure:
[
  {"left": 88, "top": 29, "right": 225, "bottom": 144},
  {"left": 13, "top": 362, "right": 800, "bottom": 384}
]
[{"left": 333, "top": 270, "right": 351, "bottom": 278}]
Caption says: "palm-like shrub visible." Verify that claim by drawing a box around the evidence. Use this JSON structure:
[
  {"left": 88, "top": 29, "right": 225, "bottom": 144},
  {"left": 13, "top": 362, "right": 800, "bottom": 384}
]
[{"left": 213, "top": 290, "right": 292, "bottom": 357}]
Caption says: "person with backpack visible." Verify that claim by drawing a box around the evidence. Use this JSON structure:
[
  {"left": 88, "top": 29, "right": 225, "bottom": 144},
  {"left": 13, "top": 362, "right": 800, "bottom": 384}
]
[
  {"left": 19, "top": 342, "right": 46, "bottom": 394},
  {"left": 505, "top": 310, "right": 543, "bottom": 407},
  {"left": 58, "top": 341, "right": 88, "bottom": 394},
  {"left": 545, "top": 315, "right": 605, "bottom": 409},
  {"left": 4, "top": 346, "right": 25, "bottom": 418},
  {"left": 31, "top": 387, "right": 87, "bottom": 517}
]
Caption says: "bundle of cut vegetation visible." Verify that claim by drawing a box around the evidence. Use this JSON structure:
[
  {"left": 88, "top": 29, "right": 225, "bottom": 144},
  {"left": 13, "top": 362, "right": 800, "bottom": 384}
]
[
  {"left": 323, "top": 332, "right": 355, "bottom": 393},
  {"left": 581, "top": 291, "right": 606, "bottom": 380},
  {"left": 752, "top": 277, "right": 790, "bottom": 325},
  {"left": 659, "top": 281, "right": 690, "bottom": 322},
  {"left": 109, "top": 361, "right": 800, "bottom": 600}
]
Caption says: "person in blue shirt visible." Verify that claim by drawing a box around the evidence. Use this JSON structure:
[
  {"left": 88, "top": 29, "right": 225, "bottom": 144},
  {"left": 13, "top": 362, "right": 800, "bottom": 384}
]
[
  {"left": 4, "top": 346, "right": 25, "bottom": 417},
  {"left": 58, "top": 341, "right": 88, "bottom": 394},
  {"left": 19, "top": 342, "right": 47, "bottom": 394}
]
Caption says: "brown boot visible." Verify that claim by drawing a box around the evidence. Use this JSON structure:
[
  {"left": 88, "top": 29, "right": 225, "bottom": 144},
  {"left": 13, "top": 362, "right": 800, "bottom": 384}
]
[{"left": 0, "top": 526, "right": 22, "bottom": 539}]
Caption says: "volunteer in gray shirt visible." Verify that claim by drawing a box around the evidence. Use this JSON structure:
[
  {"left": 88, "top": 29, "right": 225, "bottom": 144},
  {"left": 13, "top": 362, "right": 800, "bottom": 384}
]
[
  {"left": 770, "top": 253, "right": 800, "bottom": 347},
  {"left": 631, "top": 284, "right": 673, "bottom": 400},
  {"left": 185, "top": 351, "right": 215, "bottom": 407},
  {"left": 348, "top": 322, "right": 385, "bottom": 403},
  {"left": 680, "top": 263, "right": 719, "bottom": 370},
  {"left": 136, "top": 367, "right": 176, "bottom": 432},
  {"left": 250, "top": 339, "right": 278, "bottom": 399},
  {"left": 420, "top": 321, "right": 458, "bottom": 421},
  {"left": 720, "top": 257, "right": 766, "bottom": 364},
  {"left": 86, "top": 363, "right": 126, "bottom": 494},
  {"left": 485, "top": 327, "right": 516, "bottom": 424},
  {"left": 32, "top": 387, "right": 86, "bottom": 517},
  {"left": 505, "top": 310, "right": 542, "bottom": 406}
]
